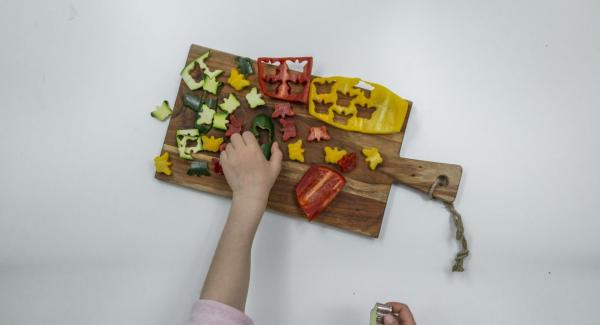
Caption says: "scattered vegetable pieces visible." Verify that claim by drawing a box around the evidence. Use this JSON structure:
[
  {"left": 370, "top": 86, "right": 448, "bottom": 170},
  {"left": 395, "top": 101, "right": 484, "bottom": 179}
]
[
  {"left": 187, "top": 160, "right": 210, "bottom": 177},
  {"left": 202, "top": 135, "right": 224, "bottom": 152},
  {"left": 324, "top": 146, "right": 347, "bottom": 164},
  {"left": 272, "top": 102, "right": 295, "bottom": 119},
  {"left": 296, "top": 165, "right": 346, "bottom": 221},
  {"left": 257, "top": 57, "right": 313, "bottom": 103},
  {"left": 251, "top": 114, "right": 274, "bottom": 159},
  {"left": 225, "top": 115, "right": 243, "bottom": 137},
  {"left": 212, "top": 158, "right": 224, "bottom": 175},
  {"left": 307, "top": 126, "right": 331, "bottom": 142},
  {"left": 337, "top": 152, "right": 357, "bottom": 173},
  {"left": 279, "top": 118, "right": 297, "bottom": 141},
  {"left": 176, "top": 129, "right": 202, "bottom": 160},
  {"left": 245, "top": 87, "right": 265, "bottom": 108},
  {"left": 151, "top": 100, "right": 172, "bottom": 121},
  {"left": 362, "top": 147, "right": 383, "bottom": 170},
  {"left": 219, "top": 93, "right": 241, "bottom": 114},
  {"left": 213, "top": 112, "right": 229, "bottom": 131},
  {"left": 235, "top": 56, "right": 254, "bottom": 76},
  {"left": 287, "top": 140, "right": 305, "bottom": 163},
  {"left": 227, "top": 68, "right": 250, "bottom": 91},
  {"left": 154, "top": 152, "right": 173, "bottom": 175}
]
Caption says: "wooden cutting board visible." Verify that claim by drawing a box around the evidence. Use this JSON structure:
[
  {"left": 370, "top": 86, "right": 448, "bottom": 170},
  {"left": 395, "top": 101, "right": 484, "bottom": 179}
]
[{"left": 156, "top": 44, "right": 462, "bottom": 237}]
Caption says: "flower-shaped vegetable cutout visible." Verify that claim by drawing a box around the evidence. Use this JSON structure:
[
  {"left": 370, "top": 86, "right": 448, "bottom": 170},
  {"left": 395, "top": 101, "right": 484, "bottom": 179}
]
[
  {"left": 324, "top": 146, "right": 347, "bottom": 164},
  {"left": 362, "top": 147, "right": 383, "bottom": 170},
  {"left": 337, "top": 153, "right": 357, "bottom": 173},
  {"left": 202, "top": 135, "right": 224, "bottom": 152},
  {"left": 219, "top": 93, "right": 241, "bottom": 114},
  {"left": 202, "top": 69, "right": 223, "bottom": 95},
  {"left": 288, "top": 140, "right": 305, "bottom": 163},
  {"left": 227, "top": 68, "right": 250, "bottom": 91},
  {"left": 154, "top": 152, "right": 173, "bottom": 175},
  {"left": 225, "top": 115, "right": 243, "bottom": 137},
  {"left": 307, "top": 126, "right": 330, "bottom": 142},
  {"left": 151, "top": 100, "right": 172, "bottom": 121},
  {"left": 245, "top": 87, "right": 265, "bottom": 108},
  {"left": 272, "top": 102, "right": 295, "bottom": 119},
  {"left": 196, "top": 106, "right": 215, "bottom": 125},
  {"left": 279, "top": 118, "right": 297, "bottom": 141}
]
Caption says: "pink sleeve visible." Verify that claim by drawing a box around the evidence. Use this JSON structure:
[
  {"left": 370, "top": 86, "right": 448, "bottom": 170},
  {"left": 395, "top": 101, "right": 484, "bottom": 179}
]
[{"left": 189, "top": 299, "right": 254, "bottom": 325}]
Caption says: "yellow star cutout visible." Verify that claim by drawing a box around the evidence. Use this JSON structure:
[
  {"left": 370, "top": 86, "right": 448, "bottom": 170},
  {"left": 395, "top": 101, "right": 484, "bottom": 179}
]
[{"left": 154, "top": 152, "right": 173, "bottom": 175}]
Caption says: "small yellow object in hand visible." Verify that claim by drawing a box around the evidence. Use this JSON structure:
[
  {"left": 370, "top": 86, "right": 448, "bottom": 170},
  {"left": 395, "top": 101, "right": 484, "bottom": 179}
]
[
  {"left": 324, "top": 146, "right": 347, "bottom": 164},
  {"left": 202, "top": 135, "right": 224, "bottom": 152},
  {"left": 154, "top": 152, "right": 173, "bottom": 175},
  {"left": 288, "top": 139, "right": 305, "bottom": 163},
  {"left": 362, "top": 147, "right": 383, "bottom": 170},
  {"left": 227, "top": 68, "right": 251, "bottom": 91}
]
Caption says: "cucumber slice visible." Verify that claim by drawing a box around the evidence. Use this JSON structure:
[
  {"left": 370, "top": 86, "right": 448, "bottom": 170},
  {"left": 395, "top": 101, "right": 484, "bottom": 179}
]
[
  {"left": 181, "top": 51, "right": 210, "bottom": 90},
  {"left": 151, "top": 100, "right": 172, "bottom": 121},
  {"left": 213, "top": 112, "right": 229, "bottom": 130}
]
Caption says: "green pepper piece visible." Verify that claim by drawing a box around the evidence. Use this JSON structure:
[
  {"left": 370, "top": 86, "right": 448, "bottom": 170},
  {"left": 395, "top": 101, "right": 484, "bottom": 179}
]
[
  {"left": 213, "top": 112, "right": 229, "bottom": 131},
  {"left": 206, "top": 97, "right": 218, "bottom": 110},
  {"left": 183, "top": 94, "right": 203, "bottom": 112},
  {"left": 181, "top": 51, "right": 210, "bottom": 90},
  {"left": 176, "top": 129, "right": 201, "bottom": 160},
  {"left": 187, "top": 160, "right": 210, "bottom": 177},
  {"left": 250, "top": 114, "right": 274, "bottom": 159},
  {"left": 235, "top": 56, "right": 254, "bottom": 76}
]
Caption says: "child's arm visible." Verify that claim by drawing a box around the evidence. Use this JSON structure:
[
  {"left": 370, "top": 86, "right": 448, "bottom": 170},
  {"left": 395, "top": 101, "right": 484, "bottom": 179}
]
[{"left": 200, "top": 131, "right": 282, "bottom": 311}]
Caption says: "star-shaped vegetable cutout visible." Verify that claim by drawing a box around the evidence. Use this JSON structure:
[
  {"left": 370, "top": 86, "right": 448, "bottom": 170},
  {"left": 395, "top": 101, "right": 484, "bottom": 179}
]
[
  {"left": 196, "top": 106, "right": 215, "bottom": 125},
  {"left": 307, "top": 126, "right": 330, "bottom": 142},
  {"left": 362, "top": 147, "right": 383, "bottom": 170},
  {"left": 227, "top": 68, "right": 250, "bottom": 91},
  {"left": 202, "top": 135, "right": 224, "bottom": 152},
  {"left": 279, "top": 118, "right": 297, "bottom": 141},
  {"left": 245, "top": 87, "right": 265, "bottom": 109},
  {"left": 287, "top": 139, "right": 305, "bottom": 163},
  {"left": 219, "top": 93, "right": 241, "bottom": 114},
  {"left": 324, "top": 146, "right": 347, "bottom": 164},
  {"left": 272, "top": 102, "right": 295, "bottom": 119},
  {"left": 225, "top": 114, "right": 243, "bottom": 137},
  {"left": 154, "top": 152, "right": 173, "bottom": 175}
]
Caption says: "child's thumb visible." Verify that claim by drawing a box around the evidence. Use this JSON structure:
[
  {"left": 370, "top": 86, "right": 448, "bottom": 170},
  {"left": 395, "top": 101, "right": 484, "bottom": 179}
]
[
  {"left": 269, "top": 141, "right": 283, "bottom": 175},
  {"left": 383, "top": 314, "right": 400, "bottom": 325}
]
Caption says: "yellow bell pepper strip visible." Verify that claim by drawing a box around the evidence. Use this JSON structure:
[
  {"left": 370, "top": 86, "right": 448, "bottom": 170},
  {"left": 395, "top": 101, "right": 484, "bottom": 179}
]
[
  {"left": 245, "top": 87, "right": 265, "bottom": 109},
  {"left": 362, "top": 147, "right": 383, "bottom": 170},
  {"left": 288, "top": 139, "right": 305, "bottom": 163},
  {"left": 219, "top": 93, "right": 240, "bottom": 114},
  {"left": 176, "top": 129, "right": 202, "bottom": 160},
  {"left": 154, "top": 152, "right": 173, "bottom": 175},
  {"left": 308, "top": 76, "right": 410, "bottom": 134},
  {"left": 227, "top": 68, "right": 250, "bottom": 91},
  {"left": 187, "top": 160, "right": 210, "bottom": 177},
  {"left": 324, "top": 146, "right": 348, "bottom": 164},
  {"left": 213, "top": 112, "right": 229, "bottom": 131},
  {"left": 151, "top": 100, "right": 172, "bottom": 121},
  {"left": 202, "top": 135, "right": 224, "bottom": 152},
  {"left": 181, "top": 51, "right": 210, "bottom": 90}
]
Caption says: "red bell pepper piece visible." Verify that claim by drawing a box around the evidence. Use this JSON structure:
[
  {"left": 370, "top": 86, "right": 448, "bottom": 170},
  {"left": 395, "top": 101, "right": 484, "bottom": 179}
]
[
  {"left": 337, "top": 152, "right": 357, "bottom": 173},
  {"left": 307, "top": 126, "right": 330, "bottom": 142},
  {"left": 279, "top": 118, "right": 297, "bottom": 141},
  {"left": 257, "top": 57, "right": 313, "bottom": 103},
  {"left": 225, "top": 114, "right": 243, "bottom": 137},
  {"left": 295, "top": 165, "right": 346, "bottom": 221},
  {"left": 272, "top": 102, "right": 295, "bottom": 119},
  {"left": 212, "top": 158, "right": 224, "bottom": 175}
]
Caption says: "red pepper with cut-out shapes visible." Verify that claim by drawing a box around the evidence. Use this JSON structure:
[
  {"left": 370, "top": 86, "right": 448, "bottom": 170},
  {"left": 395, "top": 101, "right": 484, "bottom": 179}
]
[
  {"left": 257, "top": 57, "right": 313, "bottom": 103},
  {"left": 296, "top": 165, "right": 346, "bottom": 221}
]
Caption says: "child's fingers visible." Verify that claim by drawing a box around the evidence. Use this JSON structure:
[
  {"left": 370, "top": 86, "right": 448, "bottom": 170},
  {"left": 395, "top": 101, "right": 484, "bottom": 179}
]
[
  {"left": 242, "top": 131, "right": 258, "bottom": 147},
  {"left": 386, "top": 302, "right": 416, "bottom": 325},
  {"left": 269, "top": 141, "right": 283, "bottom": 176},
  {"left": 383, "top": 314, "right": 400, "bottom": 325},
  {"left": 229, "top": 133, "right": 244, "bottom": 149}
]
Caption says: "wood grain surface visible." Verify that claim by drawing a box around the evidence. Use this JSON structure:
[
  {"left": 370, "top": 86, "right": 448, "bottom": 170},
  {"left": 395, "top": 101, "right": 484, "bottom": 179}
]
[{"left": 155, "top": 44, "right": 462, "bottom": 237}]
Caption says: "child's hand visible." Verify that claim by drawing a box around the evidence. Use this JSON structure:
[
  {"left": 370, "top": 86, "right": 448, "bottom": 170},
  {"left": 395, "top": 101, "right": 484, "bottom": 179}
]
[
  {"left": 383, "top": 302, "right": 416, "bottom": 325},
  {"left": 219, "top": 131, "right": 282, "bottom": 203}
]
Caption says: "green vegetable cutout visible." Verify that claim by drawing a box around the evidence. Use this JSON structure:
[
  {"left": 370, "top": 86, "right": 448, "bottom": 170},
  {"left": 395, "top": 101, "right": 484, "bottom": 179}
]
[
  {"left": 213, "top": 112, "right": 229, "bottom": 130},
  {"left": 203, "top": 69, "right": 223, "bottom": 94},
  {"left": 235, "top": 56, "right": 254, "bottom": 76},
  {"left": 151, "top": 100, "right": 172, "bottom": 121},
  {"left": 187, "top": 160, "right": 210, "bottom": 177},
  {"left": 219, "top": 93, "right": 240, "bottom": 114},
  {"left": 250, "top": 114, "right": 274, "bottom": 159},
  {"left": 176, "top": 129, "right": 202, "bottom": 160},
  {"left": 245, "top": 87, "right": 265, "bottom": 109},
  {"left": 181, "top": 51, "right": 210, "bottom": 90}
]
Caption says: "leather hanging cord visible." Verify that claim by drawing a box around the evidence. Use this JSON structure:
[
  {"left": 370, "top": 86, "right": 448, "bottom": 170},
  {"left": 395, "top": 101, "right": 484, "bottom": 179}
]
[{"left": 428, "top": 178, "right": 470, "bottom": 272}]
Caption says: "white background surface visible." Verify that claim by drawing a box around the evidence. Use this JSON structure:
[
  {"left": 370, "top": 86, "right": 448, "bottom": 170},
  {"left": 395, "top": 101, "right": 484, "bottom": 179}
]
[{"left": 1, "top": 0, "right": 599, "bottom": 324}]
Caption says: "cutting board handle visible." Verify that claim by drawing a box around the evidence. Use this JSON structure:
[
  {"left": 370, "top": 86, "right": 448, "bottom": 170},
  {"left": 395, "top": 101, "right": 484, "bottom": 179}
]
[{"left": 381, "top": 157, "right": 463, "bottom": 203}]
